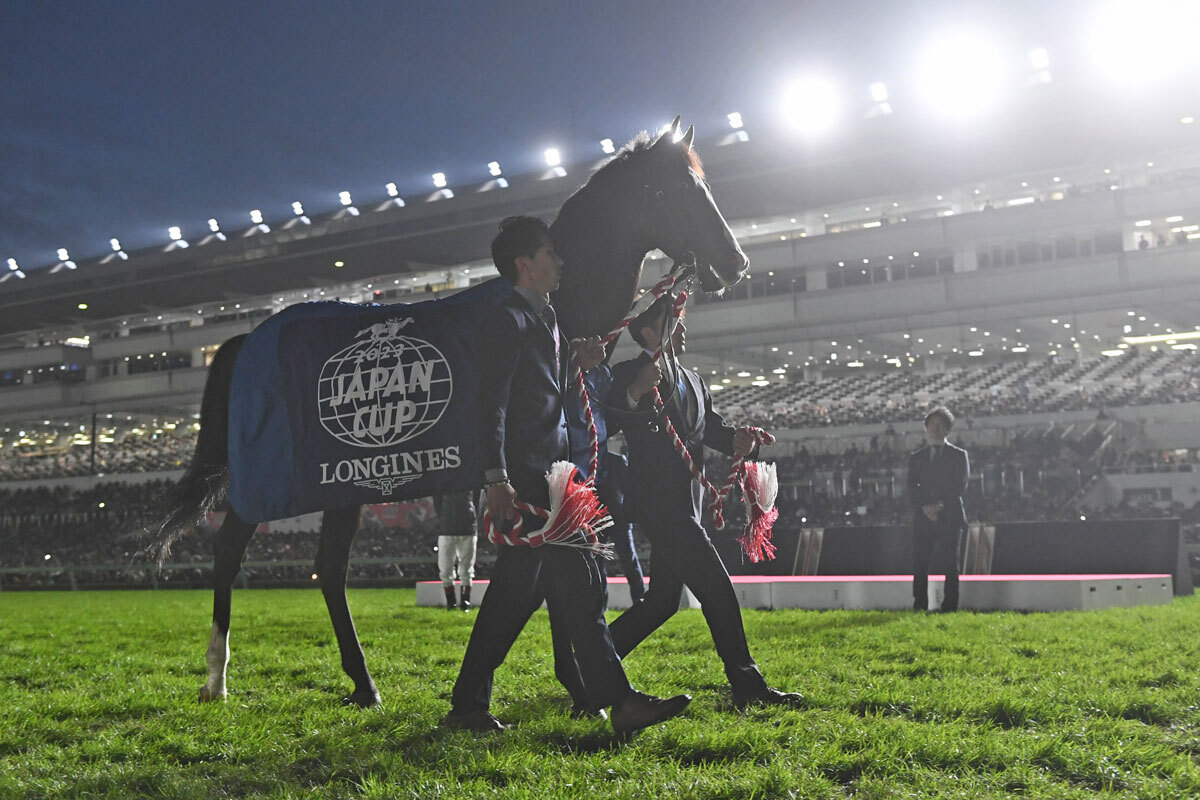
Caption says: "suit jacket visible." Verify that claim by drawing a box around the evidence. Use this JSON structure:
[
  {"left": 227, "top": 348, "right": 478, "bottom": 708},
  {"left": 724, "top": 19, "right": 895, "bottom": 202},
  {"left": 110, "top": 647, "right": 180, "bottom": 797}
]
[
  {"left": 478, "top": 293, "right": 569, "bottom": 505},
  {"left": 609, "top": 352, "right": 740, "bottom": 520},
  {"left": 907, "top": 442, "right": 969, "bottom": 530}
]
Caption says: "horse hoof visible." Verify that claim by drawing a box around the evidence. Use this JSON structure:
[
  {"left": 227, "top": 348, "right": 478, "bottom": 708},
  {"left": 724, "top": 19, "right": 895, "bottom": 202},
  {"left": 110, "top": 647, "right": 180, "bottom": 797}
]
[
  {"left": 198, "top": 686, "right": 227, "bottom": 702},
  {"left": 343, "top": 690, "right": 382, "bottom": 708}
]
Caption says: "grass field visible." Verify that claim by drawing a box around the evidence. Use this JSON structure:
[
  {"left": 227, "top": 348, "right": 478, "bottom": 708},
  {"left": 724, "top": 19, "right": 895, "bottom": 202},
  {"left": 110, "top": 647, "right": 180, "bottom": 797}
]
[{"left": 3, "top": 589, "right": 1200, "bottom": 799}]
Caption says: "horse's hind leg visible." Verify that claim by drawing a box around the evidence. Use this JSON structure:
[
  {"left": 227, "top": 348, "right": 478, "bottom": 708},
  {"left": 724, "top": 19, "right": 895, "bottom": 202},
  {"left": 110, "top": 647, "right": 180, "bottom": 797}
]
[
  {"left": 200, "top": 510, "right": 257, "bottom": 701},
  {"left": 316, "top": 506, "right": 380, "bottom": 708}
]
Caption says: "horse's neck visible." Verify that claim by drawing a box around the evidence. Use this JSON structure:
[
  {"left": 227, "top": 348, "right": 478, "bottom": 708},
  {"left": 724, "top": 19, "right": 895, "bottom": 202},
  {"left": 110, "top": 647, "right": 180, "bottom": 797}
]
[{"left": 552, "top": 183, "right": 650, "bottom": 339}]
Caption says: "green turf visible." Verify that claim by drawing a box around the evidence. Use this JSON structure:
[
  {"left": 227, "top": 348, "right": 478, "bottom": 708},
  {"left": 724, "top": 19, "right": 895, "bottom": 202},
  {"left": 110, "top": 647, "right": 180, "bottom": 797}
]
[{"left": 2, "top": 589, "right": 1199, "bottom": 799}]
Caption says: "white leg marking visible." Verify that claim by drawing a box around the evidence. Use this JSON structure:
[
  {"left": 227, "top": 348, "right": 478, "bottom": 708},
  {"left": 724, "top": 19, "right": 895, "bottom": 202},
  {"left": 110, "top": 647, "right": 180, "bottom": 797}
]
[{"left": 200, "top": 622, "right": 229, "bottom": 701}]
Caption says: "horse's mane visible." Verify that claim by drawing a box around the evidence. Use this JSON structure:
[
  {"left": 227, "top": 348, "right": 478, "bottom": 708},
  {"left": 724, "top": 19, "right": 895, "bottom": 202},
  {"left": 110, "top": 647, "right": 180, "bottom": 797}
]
[{"left": 555, "top": 131, "right": 704, "bottom": 230}]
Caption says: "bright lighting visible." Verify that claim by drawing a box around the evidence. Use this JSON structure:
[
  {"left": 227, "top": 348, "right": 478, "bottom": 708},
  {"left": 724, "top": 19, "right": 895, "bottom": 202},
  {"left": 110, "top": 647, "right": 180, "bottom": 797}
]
[
  {"left": 1183, "top": 116, "right": 1196, "bottom": 125},
  {"left": 727, "top": 112, "right": 744, "bottom": 129},
  {"left": 6, "top": 258, "right": 18, "bottom": 271},
  {"left": 432, "top": 172, "right": 447, "bottom": 188},
  {"left": 1101, "top": 349, "right": 1126, "bottom": 357},
  {"left": 600, "top": 138, "right": 615, "bottom": 154},
  {"left": 1124, "top": 330, "right": 1200, "bottom": 345},
  {"left": 968, "top": 350, "right": 984, "bottom": 357},
  {"left": 781, "top": 75, "right": 840, "bottom": 135},
  {"left": 338, "top": 191, "right": 352, "bottom": 206},
  {"left": 57, "top": 248, "right": 70, "bottom": 261},
  {"left": 250, "top": 209, "right": 264, "bottom": 224},
  {"left": 1010, "top": 346, "right": 1028, "bottom": 353},
  {"left": 544, "top": 148, "right": 562, "bottom": 167},
  {"left": 1028, "top": 47, "right": 1050, "bottom": 70},
  {"left": 208, "top": 218, "right": 220, "bottom": 232},
  {"left": 487, "top": 161, "right": 502, "bottom": 177},
  {"left": 1090, "top": 1, "right": 1200, "bottom": 86},
  {"left": 292, "top": 201, "right": 304, "bottom": 215},
  {"left": 870, "top": 82, "right": 889, "bottom": 102},
  {"left": 110, "top": 238, "right": 122, "bottom": 251},
  {"left": 167, "top": 227, "right": 182, "bottom": 241},
  {"left": 916, "top": 32, "right": 1006, "bottom": 117}
]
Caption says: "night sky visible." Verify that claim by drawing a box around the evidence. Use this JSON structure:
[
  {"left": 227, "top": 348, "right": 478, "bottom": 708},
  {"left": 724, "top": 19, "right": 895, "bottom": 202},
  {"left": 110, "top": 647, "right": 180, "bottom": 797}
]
[{"left": 2, "top": 1, "right": 1101, "bottom": 269}]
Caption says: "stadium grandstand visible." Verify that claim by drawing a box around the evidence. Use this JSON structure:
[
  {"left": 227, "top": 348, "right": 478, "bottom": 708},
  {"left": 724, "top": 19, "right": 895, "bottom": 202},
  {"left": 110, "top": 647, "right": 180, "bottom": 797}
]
[{"left": 2, "top": 77, "right": 1200, "bottom": 590}]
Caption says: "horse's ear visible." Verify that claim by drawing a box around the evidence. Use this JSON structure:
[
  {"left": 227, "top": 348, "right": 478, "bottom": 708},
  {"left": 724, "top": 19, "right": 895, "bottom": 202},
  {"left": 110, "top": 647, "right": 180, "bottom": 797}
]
[
  {"left": 681, "top": 125, "right": 694, "bottom": 149},
  {"left": 654, "top": 116, "right": 682, "bottom": 148}
]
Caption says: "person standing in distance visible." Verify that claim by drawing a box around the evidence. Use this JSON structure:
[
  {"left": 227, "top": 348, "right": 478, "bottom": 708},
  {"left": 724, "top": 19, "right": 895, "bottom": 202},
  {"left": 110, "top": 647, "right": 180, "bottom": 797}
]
[
  {"left": 434, "top": 491, "right": 478, "bottom": 611},
  {"left": 908, "top": 406, "right": 970, "bottom": 612}
]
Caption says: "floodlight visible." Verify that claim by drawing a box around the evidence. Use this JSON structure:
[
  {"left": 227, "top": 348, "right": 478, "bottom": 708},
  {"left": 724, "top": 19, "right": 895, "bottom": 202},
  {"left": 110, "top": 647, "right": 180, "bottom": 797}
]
[
  {"left": 727, "top": 112, "right": 744, "bottom": 129},
  {"left": 869, "top": 82, "right": 888, "bottom": 102},
  {"left": 780, "top": 75, "right": 840, "bottom": 135},
  {"left": 168, "top": 227, "right": 182, "bottom": 241},
  {"left": 487, "top": 161, "right": 502, "bottom": 176},
  {"left": 600, "top": 138, "right": 615, "bottom": 154},
  {"left": 110, "top": 238, "right": 121, "bottom": 251},
  {"left": 208, "top": 218, "right": 220, "bottom": 232},
  {"left": 916, "top": 32, "right": 1006, "bottom": 117},
  {"left": 292, "top": 202, "right": 304, "bottom": 215},
  {"left": 385, "top": 182, "right": 399, "bottom": 197},
  {"left": 57, "top": 248, "right": 70, "bottom": 261},
  {"left": 339, "top": 191, "right": 352, "bottom": 206},
  {"left": 1090, "top": 0, "right": 1200, "bottom": 86},
  {"left": 7, "top": 258, "right": 18, "bottom": 271},
  {"left": 1028, "top": 47, "right": 1050, "bottom": 70},
  {"left": 496, "top": 178, "right": 509, "bottom": 188},
  {"left": 250, "top": 209, "right": 264, "bottom": 224},
  {"left": 544, "top": 148, "right": 562, "bottom": 167},
  {"left": 432, "top": 172, "right": 447, "bottom": 188}
]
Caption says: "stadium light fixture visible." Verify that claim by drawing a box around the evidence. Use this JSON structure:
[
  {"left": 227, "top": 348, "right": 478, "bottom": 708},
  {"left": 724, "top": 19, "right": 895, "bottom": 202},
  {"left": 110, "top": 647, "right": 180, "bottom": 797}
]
[
  {"left": 1124, "top": 330, "right": 1200, "bottom": 345},
  {"left": 250, "top": 209, "right": 264, "bottom": 224},
  {"left": 432, "top": 172, "right": 447, "bottom": 188},
  {"left": 291, "top": 202, "right": 304, "bottom": 215},
  {"left": 600, "top": 138, "right": 616, "bottom": 154},
  {"left": 58, "top": 247, "right": 70, "bottom": 260},
  {"left": 1090, "top": 0, "right": 1200, "bottom": 86},
  {"left": 110, "top": 238, "right": 121, "bottom": 251},
  {"left": 869, "top": 82, "right": 889, "bottom": 102},
  {"left": 208, "top": 218, "right": 220, "bottom": 232},
  {"left": 544, "top": 148, "right": 562, "bottom": 167},
  {"left": 727, "top": 112, "right": 744, "bottom": 129},
  {"left": 1183, "top": 116, "right": 1196, "bottom": 125},
  {"left": 385, "top": 183, "right": 399, "bottom": 197},
  {"left": 3, "top": 258, "right": 24, "bottom": 280},
  {"left": 487, "top": 161, "right": 502, "bottom": 177},
  {"left": 339, "top": 191, "right": 352, "bottom": 206},
  {"left": 915, "top": 32, "right": 1006, "bottom": 118},
  {"left": 780, "top": 74, "right": 840, "bottom": 136}
]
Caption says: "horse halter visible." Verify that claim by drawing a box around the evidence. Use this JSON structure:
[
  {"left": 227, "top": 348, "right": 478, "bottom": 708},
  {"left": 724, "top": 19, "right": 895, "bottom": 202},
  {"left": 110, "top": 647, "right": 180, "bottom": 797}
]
[{"left": 639, "top": 172, "right": 703, "bottom": 269}]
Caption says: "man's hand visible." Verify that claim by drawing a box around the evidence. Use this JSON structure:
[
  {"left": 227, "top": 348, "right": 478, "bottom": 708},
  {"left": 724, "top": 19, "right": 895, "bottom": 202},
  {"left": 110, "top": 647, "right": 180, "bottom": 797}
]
[
  {"left": 630, "top": 361, "right": 662, "bottom": 401},
  {"left": 487, "top": 483, "right": 518, "bottom": 528},
  {"left": 733, "top": 429, "right": 756, "bottom": 458},
  {"left": 571, "top": 336, "right": 605, "bottom": 371},
  {"left": 922, "top": 504, "right": 940, "bottom": 522}
]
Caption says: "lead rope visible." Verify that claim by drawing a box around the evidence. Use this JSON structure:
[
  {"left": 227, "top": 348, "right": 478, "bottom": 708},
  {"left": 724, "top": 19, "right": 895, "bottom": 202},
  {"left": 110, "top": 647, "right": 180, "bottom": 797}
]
[{"left": 574, "top": 262, "right": 780, "bottom": 563}]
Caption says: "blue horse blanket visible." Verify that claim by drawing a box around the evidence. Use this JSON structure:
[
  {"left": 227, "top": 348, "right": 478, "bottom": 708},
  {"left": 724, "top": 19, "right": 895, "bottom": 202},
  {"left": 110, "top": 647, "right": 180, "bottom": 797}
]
[{"left": 228, "top": 278, "right": 515, "bottom": 522}]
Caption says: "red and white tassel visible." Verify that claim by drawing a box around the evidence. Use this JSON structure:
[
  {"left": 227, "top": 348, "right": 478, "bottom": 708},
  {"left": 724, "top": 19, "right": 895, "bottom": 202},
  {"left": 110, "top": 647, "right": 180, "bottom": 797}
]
[
  {"left": 485, "top": 461, "right": 615, "bottom": 557},
  {"left": 737, "top": 461, "right": 779, "bottom": 564}
]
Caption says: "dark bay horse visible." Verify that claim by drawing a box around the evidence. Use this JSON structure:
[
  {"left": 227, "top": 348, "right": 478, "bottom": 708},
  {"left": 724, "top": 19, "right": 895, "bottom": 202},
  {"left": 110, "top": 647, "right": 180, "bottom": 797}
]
[{"left": 147, "top": 117, "right": 748, "bottom": 708}]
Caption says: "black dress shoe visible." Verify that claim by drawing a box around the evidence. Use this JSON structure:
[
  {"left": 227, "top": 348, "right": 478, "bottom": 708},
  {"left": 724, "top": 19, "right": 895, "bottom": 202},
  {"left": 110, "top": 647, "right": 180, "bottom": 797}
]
[
  {"left": 569, "top": 704, "right": 608, "bottom": 721},
  {"left": 610, "top": 690, "right": 691, "bottom": 734},
  {"left": 440, "top": 708, "right": 509, "bottom": 732},
  {"left": 733, "top": 687, "right": 805, "bottom": 711}
]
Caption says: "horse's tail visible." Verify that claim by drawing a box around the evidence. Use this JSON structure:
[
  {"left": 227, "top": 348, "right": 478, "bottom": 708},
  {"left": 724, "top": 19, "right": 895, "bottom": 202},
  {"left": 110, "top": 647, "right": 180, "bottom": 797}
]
[{"left": 142, "top": 334, "right": 246, "bottom": 566}]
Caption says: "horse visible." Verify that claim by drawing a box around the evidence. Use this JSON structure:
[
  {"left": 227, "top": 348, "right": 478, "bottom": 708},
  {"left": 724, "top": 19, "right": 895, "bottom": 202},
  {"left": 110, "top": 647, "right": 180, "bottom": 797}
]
[{"left": 145, "top": 116, "right": 749, "bottom": 708}]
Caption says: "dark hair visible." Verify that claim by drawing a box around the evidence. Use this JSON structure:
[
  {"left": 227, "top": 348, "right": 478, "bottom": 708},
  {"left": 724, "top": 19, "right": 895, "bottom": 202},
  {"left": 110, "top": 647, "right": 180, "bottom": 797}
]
[
  {"left": 924, "top": 406, "right": 955, "bottom": 429},
  {"left": 491, "top": 215, "right": 550, "bottom": 283},
  {"left": 630, "top": 294, "right": 673, "bottom": 348}
]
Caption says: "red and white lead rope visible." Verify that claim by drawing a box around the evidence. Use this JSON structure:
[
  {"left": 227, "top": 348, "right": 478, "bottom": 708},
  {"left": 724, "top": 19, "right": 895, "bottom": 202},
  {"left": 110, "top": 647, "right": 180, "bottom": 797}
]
[
  {"left": 642, "top": 290, "right": 781, "bottom": 562},
  {"left": 483, "top": 462, "right": 615, "bottom": 557},
  {"left": 488, "top": 268, "right": 688, "bottom": 556}
]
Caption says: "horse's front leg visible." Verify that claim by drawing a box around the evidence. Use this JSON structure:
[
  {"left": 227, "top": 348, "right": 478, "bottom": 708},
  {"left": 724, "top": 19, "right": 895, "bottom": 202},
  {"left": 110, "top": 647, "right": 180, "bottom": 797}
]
[
  {"left": 201, "top": 510, "right": 258, "bottom": 701},
  {"left": 316, "top": 506, "right": 380, "bottom": 707}
]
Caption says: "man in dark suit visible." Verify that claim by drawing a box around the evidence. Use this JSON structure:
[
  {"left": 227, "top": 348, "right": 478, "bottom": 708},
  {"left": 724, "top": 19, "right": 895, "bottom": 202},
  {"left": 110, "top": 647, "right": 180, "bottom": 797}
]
[
  {"left": 907, "top": 406, "right": 970, "bottom": 612},
  {"left": 607, "top": 294, "right": 802, "bottom": 710},
  {"left": 443, "top": 216, "right": 690, "bottom": 734}
]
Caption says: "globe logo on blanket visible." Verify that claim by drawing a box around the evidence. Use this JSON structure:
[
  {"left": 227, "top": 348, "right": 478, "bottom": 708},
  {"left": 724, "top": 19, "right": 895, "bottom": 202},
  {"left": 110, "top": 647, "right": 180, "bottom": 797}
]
[{"left": 318, "top": 317, "right": 453, "bottom": 448}]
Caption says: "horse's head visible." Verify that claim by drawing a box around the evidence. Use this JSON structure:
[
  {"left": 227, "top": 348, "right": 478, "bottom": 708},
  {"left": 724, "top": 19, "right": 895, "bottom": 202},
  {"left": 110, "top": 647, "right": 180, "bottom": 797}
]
[{"left": 641, "top": 116, "right": 748, "bottom": 293}]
